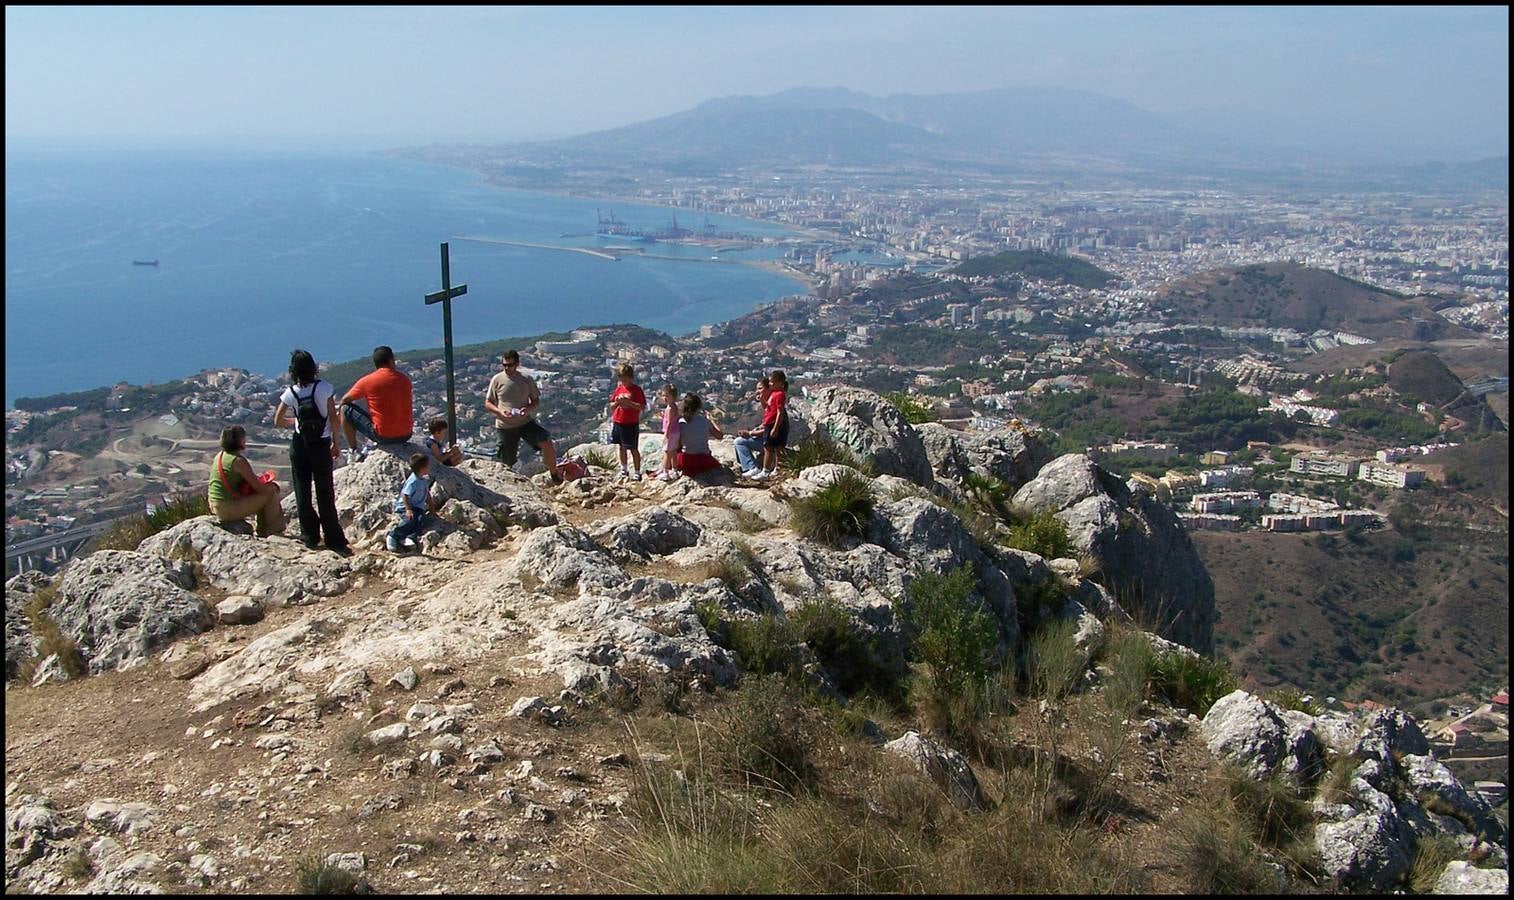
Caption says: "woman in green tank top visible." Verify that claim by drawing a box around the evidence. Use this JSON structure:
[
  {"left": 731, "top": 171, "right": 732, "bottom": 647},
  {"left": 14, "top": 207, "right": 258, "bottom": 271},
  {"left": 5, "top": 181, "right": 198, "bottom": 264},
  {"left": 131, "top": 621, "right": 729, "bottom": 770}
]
[{"left": 207, "top": 425, "right": 286, "bottom": 537}]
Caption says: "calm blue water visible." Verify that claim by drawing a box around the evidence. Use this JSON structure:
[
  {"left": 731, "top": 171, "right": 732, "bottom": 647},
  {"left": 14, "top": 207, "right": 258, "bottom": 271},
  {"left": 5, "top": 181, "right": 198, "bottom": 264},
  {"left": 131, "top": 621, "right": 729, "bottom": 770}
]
[{"left": 4, "top": 148, "right": 804, "bottom": 405}]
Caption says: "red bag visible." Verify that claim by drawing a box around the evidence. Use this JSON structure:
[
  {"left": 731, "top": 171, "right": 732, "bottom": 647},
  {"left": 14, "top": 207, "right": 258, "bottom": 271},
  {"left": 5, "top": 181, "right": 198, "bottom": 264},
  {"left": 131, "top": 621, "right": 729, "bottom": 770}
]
[{"left": 218, "top": 453, "right": 275, "bottom": 496}]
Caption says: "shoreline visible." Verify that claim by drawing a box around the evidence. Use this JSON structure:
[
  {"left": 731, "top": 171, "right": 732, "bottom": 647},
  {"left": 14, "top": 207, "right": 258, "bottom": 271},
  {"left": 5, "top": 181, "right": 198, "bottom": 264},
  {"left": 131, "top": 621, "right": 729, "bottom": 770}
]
[{"left": 5, "top": 154, "right": 825, "bottom": 409}]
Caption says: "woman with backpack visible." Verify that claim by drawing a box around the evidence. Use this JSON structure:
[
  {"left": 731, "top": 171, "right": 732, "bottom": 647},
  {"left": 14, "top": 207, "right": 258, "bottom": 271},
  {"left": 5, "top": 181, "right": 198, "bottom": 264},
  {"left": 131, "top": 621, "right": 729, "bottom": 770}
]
[{"left": 272, "top": 349, "right": 353, "bottom": 556}]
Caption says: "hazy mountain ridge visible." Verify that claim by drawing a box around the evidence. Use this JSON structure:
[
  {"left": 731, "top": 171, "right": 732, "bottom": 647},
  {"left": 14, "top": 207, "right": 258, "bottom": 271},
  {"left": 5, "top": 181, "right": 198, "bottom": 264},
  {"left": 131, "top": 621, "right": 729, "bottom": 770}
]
[{"left": 484, "top": 87, "right": 1509, "bottom": 187}]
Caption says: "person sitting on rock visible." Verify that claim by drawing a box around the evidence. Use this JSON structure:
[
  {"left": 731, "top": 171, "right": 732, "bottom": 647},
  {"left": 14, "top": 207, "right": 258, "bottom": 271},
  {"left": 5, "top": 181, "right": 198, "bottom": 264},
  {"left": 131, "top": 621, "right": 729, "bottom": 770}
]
[
  {"left": 423, "top": 417, "right": 464, "bottom": 467},
  {"left": 338, "top": 345, "right": 415, "bottom": 462},
  {"left": 733, "top": 375, "right": 772, "bottom": 478},
  {"left": 387, "top": 452, "right": 436, "bottom": 553},
  {"left": 672, "top": 392, "right": 723, "bottom": 479},
  {"left": 753, "top": 370, "right": 789, "bottom": 481},
  {"left": 207, "top": 425, "right": 286, "bottom": 537}
]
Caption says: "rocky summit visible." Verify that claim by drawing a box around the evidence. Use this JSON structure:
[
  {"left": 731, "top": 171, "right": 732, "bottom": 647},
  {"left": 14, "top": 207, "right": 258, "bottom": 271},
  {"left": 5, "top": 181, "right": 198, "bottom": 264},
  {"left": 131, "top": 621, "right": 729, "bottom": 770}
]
[{"left": 4, "top": 387, "right": 1506, "bottom": 894}]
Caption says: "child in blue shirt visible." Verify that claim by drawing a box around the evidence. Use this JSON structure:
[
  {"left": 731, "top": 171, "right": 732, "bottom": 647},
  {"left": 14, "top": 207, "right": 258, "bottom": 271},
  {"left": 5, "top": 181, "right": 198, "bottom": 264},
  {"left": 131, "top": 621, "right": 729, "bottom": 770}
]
[{"left": 387, "top": 453, "right": 435, "bottom": 553}]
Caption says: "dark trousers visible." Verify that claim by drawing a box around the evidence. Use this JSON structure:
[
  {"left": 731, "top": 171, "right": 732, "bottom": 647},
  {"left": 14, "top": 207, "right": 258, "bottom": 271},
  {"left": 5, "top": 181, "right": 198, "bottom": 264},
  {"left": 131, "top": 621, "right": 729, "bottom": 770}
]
[
  {"left": 290, "top": 436, "right": 348, "bottom": 551},
  {"left": 389, "top": 511, "right": 432, "bottom": 545}
]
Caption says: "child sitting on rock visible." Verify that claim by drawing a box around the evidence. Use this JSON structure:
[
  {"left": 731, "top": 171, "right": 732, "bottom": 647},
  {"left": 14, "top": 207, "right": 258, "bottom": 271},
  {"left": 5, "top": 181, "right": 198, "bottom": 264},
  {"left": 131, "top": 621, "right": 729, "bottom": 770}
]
[
  {"left": 387, "top": 452, "right": 436, "bottom": 553},
  {"left": 673, "top": 392, "right": 723, "bottom": 479}
]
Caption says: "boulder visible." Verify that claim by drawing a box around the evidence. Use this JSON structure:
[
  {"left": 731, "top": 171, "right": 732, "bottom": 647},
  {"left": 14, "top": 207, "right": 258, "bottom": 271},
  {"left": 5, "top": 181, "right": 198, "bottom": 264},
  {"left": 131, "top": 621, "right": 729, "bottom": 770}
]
[
  {"left": 1435, "top": 861, "right": 1509, "bottom": 895},
  {"left": 506, "top": 526, "right": 625, "bottom": 593},
  {"left": 215, "top": 596, "right": 263, "bottom": 626},
  {"left": 590, "top": 506, "right": 702, "bottom": 560},
  {"left": 83, "top": 799, "right": 158, "bottom": 835},
  {"left": 365, "top": 723, "right": 413, "bottom": 746},
  {"left": 883, "top": 731, "right": 988, "bottom": 811},
  {"left": 315, "top": 452, "right": 557, "bottom": 548},
  {"left": 1011, "top": 453, "right": 1215, "bottom": 651},
  {"left": 919, "top": 422, "right": 1054, "bottom": 492},
  {"left": 3, "top": 572, "right": 48, "bottom": 680},
  {"left": 49, "top": 551, "right": 210, "bottom": 674},
  {"left": 1400, "top": 754, "right": 1505, "bottom": 845},
  {"left": 871, "top": 497, "right": 1021, "bottom": 652},
  {"left": 1200, "top": 690, "right": 1322, "bottom": 785},
  {"left": 139, "top": 517, "right": 349, "bottom": 607},
  {"left": 1351, "top": 707, "right": 1430, "bottom": 766},
  {"left": 1313, "top": 796, "right": 1413, "bottom": 893},
  {"left": 806, "top": 386, "right": 934, "bottom": 486}
]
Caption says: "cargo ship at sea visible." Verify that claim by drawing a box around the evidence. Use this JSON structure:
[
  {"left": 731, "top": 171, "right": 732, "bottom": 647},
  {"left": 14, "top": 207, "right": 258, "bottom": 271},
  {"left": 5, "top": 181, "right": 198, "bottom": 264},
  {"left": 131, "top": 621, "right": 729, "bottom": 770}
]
[{"left": 132, "top": 259, "right": 159, "bottom": 266}]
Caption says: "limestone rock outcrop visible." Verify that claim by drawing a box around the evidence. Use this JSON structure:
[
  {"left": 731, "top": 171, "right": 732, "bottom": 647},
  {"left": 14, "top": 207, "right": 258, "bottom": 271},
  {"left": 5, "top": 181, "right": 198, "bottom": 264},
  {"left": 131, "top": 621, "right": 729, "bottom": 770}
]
[
  {"left": 1201, "top": 690, "right": 1507, "bottom": 892},
  {"left": 4, "top": 572, "right": 49, "bottom": 681},
  {"left": 1012, "top": 453, "right": 1215, "bottom": 651},
  {"left": 805, "top": 386, "right": 934, "bottom": 486},
  {"left": 917, "top": 421, "right": 1052, "bottom": 492},
  {"left": 48, "top": 551, "right": 210, "bottom": 675}
]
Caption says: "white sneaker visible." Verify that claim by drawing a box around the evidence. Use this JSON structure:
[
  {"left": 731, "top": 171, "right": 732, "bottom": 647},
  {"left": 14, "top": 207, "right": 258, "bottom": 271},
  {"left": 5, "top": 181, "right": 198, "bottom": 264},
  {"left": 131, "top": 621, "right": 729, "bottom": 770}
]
[
  {"left": 752, "top": 469, "right": 771, "bottom": 481},
  {"left": 618, "top": 466, "right": 629, "bottom": 479},
  {"left": 668, "top": 469, "right": 683, "bottom": 481},
  {"left": 741, "top": 468, "right": 760, "bottom": 479},
  {"left": 403, "top": 537, "right": 418, "bottom": 548},
  {"left": 631, "top": 470, "right": 643, "bottom": 481}
]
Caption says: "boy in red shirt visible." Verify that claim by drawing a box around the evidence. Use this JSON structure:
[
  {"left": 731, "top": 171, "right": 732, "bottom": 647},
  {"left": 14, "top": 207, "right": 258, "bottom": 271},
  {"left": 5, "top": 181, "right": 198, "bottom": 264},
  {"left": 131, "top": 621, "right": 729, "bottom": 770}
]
[
  {"left": 753, "top": 370, "right": 789, "bottom": 481},
  {"left": 607, "top": 363, "right": 647, "bottom": 480}
]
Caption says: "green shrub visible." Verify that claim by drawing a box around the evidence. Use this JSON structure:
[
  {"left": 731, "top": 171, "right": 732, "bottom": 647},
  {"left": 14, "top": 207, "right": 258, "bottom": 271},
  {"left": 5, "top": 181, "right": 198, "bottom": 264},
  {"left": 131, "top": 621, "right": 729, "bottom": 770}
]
[
  {"left": 93, "top": 491, "right": 209, "bottom": 552},
  {"left": 1265, "top": 686, "right": 1323, "bottom": 716},
  {"left": 781, "top": 428, "right": 869, "bottom": 473},
  {"left": 1025, "top": 618, "right": 1084, "bottom": 705},
  {"left": 789, "top": 468, "right": 875, "bottom": 547},
  {"left": 295, "top": 854, "right": 364, "bottom": 894},
  {"left": 1098, "top": 628, "right": 1157, "bottom": 718},
  {"left": 714, "top": 675, "right": 817, "bottom": 792},
  {"left": 1224, "top": 767, "right": 1311, "bottom": 849},
  {"left": 16, "top": 585, "right": 87, "bottom": 683},
  {"left": 581, "top": 446, "right": 618, "bottom": 470},
  {"left": 707, "top": 554, "right": 751, "bottom": 591},
  {"left": 1407, "top": 835, "right": 1460, "bottom": 894},
  {"left": 882, "top": 391, "right": 939, "bottom": 425},
  {"left": 962, "top": 471, "right": 1013, "bottom": 518},
  {"left": 1147, "top": 650, "right": 1239, "bottom": 716},
  {"left": 1317, "top": 754, "right": 1361, "bottom": 805},
  {"left": 898, "top": 565, "right": 1000, "bottom": 734},
  {"left": 1016, "top": 575, "right": 1072, "bottom": 625},
  {"left": 1007, "top": 508, "right": 1075, "bottom": 561},
  {"left": 1169, "top": 801, "right": 1283, "bottom": 894},
  {"left": 793, "top": 595, "right": 899, "bottom": 698},
  {"left": 727, "top": 613, "right": 804, "bottom": 679}
]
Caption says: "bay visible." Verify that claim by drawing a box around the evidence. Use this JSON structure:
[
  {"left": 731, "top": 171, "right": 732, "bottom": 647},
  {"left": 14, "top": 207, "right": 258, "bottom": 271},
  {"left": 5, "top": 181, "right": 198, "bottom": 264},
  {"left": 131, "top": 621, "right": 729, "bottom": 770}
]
[{"left": 3, "top": 147, "right": 805, "bottom": 406}]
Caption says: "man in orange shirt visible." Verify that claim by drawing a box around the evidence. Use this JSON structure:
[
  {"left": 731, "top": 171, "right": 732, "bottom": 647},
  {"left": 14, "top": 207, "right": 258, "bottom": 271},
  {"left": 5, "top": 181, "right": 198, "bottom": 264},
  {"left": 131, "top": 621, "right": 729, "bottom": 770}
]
[{"left": 339, "top": 345, "right": 414, "bottom": 460}]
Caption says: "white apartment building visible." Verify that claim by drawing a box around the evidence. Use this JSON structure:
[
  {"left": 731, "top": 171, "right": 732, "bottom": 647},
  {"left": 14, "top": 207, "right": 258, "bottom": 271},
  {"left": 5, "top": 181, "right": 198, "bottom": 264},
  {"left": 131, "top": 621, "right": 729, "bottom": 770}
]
[
  {"left": 1190, "top": 491, "right": 1262, "bottom": 514},
  {"left": 1358, "top": 461, "right": 1426, "bottom": 489},
  {"left": 1291, "top": 453, "right": 1359, "bottom": 478}
]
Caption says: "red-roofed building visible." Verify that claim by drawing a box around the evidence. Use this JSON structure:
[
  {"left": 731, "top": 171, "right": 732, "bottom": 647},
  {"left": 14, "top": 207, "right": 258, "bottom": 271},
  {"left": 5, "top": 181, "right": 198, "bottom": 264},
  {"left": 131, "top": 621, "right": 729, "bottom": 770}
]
[{"left": 1492, "top": 691, "right": 1508, "bottom": 707}]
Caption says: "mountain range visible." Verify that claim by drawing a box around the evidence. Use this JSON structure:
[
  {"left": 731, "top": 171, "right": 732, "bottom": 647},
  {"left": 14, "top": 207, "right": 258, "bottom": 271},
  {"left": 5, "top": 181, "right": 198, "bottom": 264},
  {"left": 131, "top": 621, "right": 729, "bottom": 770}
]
[{"left": 492, "top": 87, "right": 1507, "bottom": 189}]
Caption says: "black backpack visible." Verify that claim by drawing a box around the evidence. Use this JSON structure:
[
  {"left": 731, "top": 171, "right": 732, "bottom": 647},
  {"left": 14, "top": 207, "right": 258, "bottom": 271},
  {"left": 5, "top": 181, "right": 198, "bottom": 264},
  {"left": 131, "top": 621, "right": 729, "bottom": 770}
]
[{"left": 293, "top": 381, "right": 327, "bottom": 447}]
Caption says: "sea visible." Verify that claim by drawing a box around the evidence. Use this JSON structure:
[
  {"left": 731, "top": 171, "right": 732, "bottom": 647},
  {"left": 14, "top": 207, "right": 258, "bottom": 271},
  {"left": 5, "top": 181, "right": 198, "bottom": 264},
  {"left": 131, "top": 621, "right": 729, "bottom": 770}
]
[{"left": 3, "top": 147, "right": 807, "bottom": 406}]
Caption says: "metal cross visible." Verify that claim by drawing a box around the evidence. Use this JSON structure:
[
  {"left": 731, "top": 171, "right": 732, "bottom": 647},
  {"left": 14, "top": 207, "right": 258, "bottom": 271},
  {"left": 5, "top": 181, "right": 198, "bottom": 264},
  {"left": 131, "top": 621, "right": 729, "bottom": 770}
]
[{"left": 424, "top": 242, "right": 468, "bottom": 448}]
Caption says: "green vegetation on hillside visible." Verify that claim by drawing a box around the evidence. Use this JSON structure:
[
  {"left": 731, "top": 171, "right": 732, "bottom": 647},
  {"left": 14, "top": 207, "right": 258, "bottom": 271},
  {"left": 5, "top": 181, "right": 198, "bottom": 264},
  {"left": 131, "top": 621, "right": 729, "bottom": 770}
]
[
  {"left": 951, "top": 251, "right": 1117, "bottom": 289},
  {"left": 874, "top": 325, "right": 1001, "bottom": 366}
]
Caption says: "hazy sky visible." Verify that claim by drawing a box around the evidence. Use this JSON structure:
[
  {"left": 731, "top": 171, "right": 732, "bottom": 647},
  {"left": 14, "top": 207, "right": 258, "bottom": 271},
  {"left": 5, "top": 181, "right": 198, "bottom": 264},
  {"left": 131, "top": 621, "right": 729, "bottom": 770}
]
[{"left": 5, "top": 5, "right": 1508, "bottom": 161}]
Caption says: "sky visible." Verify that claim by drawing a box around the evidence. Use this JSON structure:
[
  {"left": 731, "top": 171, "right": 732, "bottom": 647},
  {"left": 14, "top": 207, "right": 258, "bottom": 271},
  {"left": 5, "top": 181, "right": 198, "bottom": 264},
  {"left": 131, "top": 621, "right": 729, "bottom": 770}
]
[{"left": 5, "top": 5, "right": 1508, "bottom": 161}]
